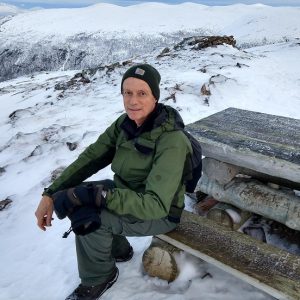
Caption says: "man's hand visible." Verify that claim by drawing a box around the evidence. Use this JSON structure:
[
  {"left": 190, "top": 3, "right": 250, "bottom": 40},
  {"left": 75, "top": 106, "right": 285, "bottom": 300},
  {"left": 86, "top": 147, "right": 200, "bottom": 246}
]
[{"left": 35, "top": 195, "right": 54, "bottom": 231}]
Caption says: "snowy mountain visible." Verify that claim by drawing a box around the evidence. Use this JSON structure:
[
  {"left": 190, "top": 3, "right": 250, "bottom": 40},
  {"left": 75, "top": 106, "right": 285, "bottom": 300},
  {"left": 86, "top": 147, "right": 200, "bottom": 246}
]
[
  {"left": 1, "top": 3, "right": 300, "bottom": 82},
  {"left": 0, "top": 3, "right": 300, "bottom": 300},
  {"left": 0, "top": 2, "right": 26, "bottom": 16}
]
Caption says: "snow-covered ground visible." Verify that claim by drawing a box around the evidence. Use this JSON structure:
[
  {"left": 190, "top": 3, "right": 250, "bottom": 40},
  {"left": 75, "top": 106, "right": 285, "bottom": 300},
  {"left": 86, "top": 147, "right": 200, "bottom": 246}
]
[
  {"left": 0, "top": 2, "right": 26, "bottom": 16},
  {"left": 0, "top": 3, "right": 300, "bottom": 300}
]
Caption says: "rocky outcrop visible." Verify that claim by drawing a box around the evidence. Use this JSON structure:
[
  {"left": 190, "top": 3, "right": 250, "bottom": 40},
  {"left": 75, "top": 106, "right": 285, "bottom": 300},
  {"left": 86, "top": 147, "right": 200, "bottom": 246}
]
[{"left": 173, "top": 35, "right": 236, "bottom": 51}]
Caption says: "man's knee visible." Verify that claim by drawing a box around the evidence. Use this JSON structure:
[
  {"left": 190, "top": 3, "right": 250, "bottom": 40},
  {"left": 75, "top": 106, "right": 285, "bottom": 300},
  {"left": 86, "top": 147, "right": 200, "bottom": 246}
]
[{"left": 100, "top": 209, "right": 123, "bottom": 235}]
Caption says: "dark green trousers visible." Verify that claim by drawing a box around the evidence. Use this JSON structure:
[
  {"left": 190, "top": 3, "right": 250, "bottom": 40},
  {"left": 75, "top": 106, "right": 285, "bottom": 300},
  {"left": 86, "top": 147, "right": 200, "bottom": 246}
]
[{"left": 75, "top": 180, "right": 177, "bottom": 286}]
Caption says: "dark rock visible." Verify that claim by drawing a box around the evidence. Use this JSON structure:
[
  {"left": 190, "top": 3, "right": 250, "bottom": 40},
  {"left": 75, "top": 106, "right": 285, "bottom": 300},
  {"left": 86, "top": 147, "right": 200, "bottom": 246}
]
[
  {"left": 66, "top": 142, "right": 78, "bottom": 151},
  {"left": 74, "top": 72, "right": 83, "bottom": 78},
  {"left": 201, "top": 272, "right": 213, "bottom": 279},
  {"left": 79, "top": 77, "right": 90, "bottom": 84},
  {"left": 57, "top": 93, "right": 64, "bottom": 99},
  {"left": 8, "top": 109, "right": 32, "bottom": 121},
  {"left": 194, "top": 35, "right": 236, "bottom": 50},
  {"left": 157, "top": 47, "right": 171, "bottom": 58},
  {"left": 174, "top": 35, "right": 236, "bottom": 51},
  {"left": 52, "top": 59, "right": 133, "bottom": 93},
  {"left": 201, "top": 84, "right": 211, "bottom": 96},
  {"left": 41, "top": 125, "right": 65, "bottom": 142},
  {"left": 0, "top": 198, "right": 12, "bottom": 211},
  {"left": 203, "top": 98, "right": 209, "bottom": 106},
  {"left": 174, "top": 37, "right": 194, "bottom": 50},
  {"left": 209, "top": 74, "right": 231, "bottom": 85},
  {"left": 174, "top": 83, "right": 182, "bottom": 91},
  {"left": 8, "top": 110, "right": 17, "bottom": 120},
  {"left": 51, "top": 166, "right": 65, "bottom": 181},
  {"left": 54, "top": 82, "right": 69, "bottom": 91},
  {"left": 54, "top": 71, "right": 92, "bottom": 92},
  {"left": 29, "top": 145, "right": 43, "bottom": 157},
  {"left": 236, "top": 62, "right": 249, "bottom": 68},
  {"left": 164, "top": 92, "right": 176, "bottom": 103},
  {"left": 0, "top": 166, "right": 5, "bottom": 175},
  {"left": 122, "top": 60, "right": 132, "bottom": 66}
]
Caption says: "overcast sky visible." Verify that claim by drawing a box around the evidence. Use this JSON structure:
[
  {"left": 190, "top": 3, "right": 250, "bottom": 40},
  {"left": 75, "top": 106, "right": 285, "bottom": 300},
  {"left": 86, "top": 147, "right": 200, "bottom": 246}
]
[{"left": 3, "top": 0, "right": 300, "bottom": 9}]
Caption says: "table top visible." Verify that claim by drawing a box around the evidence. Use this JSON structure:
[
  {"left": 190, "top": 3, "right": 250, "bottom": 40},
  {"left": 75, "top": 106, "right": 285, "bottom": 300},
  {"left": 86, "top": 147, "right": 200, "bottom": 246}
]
[{"left": 186, "top": 108, "right": 300, "bottom": 182}]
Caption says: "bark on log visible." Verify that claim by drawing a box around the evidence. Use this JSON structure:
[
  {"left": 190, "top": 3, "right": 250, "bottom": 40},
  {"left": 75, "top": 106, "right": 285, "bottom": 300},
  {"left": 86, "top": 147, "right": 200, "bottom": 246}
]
[
  {"left": 198, "top": 175, "right": 300, "bottom": 231},
  {"left": 202, "top": 157, "right": 300, "bottom": 190},
  {"left": 142, "top": 237, "right": 181, "bottom": 282},
  {"left": 158, "top": 211, "right": 300, "bottom": 300}
]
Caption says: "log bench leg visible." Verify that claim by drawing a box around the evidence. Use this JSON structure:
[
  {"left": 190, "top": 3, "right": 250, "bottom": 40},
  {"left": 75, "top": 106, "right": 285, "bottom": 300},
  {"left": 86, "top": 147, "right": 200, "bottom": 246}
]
[{"left": 142, "top": 237, "right": 182, "bottom": 282}]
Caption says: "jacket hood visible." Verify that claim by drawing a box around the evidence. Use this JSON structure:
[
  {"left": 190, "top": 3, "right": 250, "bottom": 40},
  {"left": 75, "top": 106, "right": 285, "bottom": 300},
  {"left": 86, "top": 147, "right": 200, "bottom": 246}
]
[{"left": 153, "top": 104, "right": 185, "bottom": 131}]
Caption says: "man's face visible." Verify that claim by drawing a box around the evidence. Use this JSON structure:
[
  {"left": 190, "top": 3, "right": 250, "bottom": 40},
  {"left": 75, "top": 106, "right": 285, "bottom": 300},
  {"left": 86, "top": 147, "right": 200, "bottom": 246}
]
[{"left": 122, "top": 77, "right": 157, "bottom": 126}]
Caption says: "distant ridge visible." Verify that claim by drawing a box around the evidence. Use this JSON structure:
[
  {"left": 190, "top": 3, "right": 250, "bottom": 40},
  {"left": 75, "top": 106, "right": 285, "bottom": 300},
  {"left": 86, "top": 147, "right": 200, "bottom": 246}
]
[{"left": 0, "top": 3, "right": 299, "bottom": 81}]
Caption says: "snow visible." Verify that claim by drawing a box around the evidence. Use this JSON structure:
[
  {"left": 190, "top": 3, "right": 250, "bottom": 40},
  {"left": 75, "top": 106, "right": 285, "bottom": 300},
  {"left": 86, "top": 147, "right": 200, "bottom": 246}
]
[
  {"left": 1, "top": 2, "right": 300, "bottom": 43},
  {"left": 0, "top": 2, "right": 26, "bottom": 16},
  {"left": 0, "top": 3, "right": 300, "bottom": 300}
]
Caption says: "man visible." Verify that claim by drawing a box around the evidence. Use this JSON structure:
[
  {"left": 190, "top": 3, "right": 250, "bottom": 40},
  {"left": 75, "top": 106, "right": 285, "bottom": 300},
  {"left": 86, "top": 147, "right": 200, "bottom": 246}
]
[{"left": 35, "top": 64, "right": 192, "bottom": 300}]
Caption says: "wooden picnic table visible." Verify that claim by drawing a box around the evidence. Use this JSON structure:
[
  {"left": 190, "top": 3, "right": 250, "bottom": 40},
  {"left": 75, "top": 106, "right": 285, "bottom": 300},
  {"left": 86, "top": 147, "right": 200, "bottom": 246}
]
[{"left": 151, "top": 108, "right": 300, "bottom": 300}]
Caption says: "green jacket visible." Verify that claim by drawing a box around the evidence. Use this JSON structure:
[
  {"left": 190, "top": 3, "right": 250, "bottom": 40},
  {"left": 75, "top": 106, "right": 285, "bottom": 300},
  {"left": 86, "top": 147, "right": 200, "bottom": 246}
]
[{"left": 45, "top": 104, "right": 192, "bottom": 221}]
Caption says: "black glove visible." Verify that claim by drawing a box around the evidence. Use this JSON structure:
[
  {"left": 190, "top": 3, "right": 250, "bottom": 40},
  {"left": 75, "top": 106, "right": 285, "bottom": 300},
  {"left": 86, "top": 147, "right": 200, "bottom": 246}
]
[
  {"left": 53, "top": 183, "right": 107, "bottom": 237},
  {"left": 69, "top": 206, "right": 101, "bottom": 236},
  {"left": 52, "top": 183, "right": 106, "bottom": 220}
]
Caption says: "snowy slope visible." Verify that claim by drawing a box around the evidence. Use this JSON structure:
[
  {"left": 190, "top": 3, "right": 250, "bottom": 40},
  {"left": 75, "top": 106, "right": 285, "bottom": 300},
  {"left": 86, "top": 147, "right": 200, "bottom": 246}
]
[
  {"left": 0, "top": 2, "right": 26, "bottom": 16},
  {"left": 1, "top": 3, "right": 300, "bottom": 81},
  {"left": 1, "top": 21, "right": 300, "bottom": 298}
]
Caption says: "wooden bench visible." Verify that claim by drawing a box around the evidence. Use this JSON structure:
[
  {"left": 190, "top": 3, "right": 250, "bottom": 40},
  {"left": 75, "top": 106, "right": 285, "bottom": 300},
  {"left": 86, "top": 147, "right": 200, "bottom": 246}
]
[{"left": 144, "top": 108, "right": 300, "bottom": 300}]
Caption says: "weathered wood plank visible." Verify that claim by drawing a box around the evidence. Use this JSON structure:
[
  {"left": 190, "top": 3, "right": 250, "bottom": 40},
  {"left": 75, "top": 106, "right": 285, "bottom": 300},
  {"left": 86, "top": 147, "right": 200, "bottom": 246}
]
[
  {"left": 186, "top": 108, "right": 300, "bottom": 183},
  {"left": 158, "top": 211, "right": 300, "bottom": 300}
]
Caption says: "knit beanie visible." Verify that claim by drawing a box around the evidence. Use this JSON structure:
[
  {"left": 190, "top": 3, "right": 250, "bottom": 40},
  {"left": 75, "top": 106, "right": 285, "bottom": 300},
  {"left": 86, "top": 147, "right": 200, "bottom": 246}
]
[{"left": 121, "top": 64, "right": 161, "bottom": 100}]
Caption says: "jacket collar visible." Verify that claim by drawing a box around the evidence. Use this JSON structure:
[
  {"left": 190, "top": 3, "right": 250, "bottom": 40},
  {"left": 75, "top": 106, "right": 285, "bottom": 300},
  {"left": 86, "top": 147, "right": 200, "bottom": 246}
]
[
  {"left": 121, "top": 104, "right": 166, "bottom": 139},
  {"left": 120, "top": 103, "right": 185, "bottom": 140}
]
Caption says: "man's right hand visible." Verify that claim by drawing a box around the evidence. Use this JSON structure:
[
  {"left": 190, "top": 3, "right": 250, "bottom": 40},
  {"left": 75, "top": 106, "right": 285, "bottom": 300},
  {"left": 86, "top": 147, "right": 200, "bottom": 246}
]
[{"left": 35, "top": 195, "right": 54, "bottom": 231}]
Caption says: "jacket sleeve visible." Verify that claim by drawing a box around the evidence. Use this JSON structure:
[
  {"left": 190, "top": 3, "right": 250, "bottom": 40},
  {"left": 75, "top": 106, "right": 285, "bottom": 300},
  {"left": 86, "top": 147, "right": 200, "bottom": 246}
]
[
  {"left": 44, "top": 117, "right": 123, "bottom": 196},
  {"left": 105, "top": 131, "right": 191, "bottom": 220}
]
